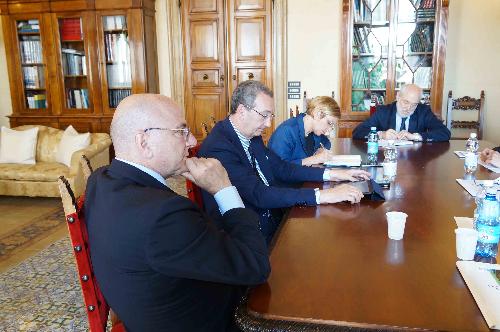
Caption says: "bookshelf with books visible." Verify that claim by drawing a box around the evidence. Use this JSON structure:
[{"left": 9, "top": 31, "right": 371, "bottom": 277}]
[
  {"left": 340, "top": 0, "right": 448, "bottom": 133},
  {"left": 1, "top": 0, "right": 158, "bottom": 133}
]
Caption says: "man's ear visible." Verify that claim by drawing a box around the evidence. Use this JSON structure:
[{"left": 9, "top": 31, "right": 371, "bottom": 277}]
[{"left": 135, "top": 132, "right": 153, "bottom": 159}]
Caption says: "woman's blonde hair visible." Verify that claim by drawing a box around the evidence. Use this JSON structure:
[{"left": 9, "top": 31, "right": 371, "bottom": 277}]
[{"left": 306, "top": 96, "right": 341, "bottom": 118}]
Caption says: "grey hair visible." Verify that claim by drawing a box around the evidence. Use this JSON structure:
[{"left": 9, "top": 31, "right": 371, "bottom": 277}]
[
  {"left": 399, "top": 84, "right": 423, "bottom": 99},
  {"left": 230, "top": 80, "right": 273, "bottom": 114}
]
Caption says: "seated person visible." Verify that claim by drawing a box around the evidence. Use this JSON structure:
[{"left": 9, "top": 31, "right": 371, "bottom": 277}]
[
  {"left": 268, "top": 96, "right": 340, "bottom": 166},
  {"left": 352, "top": 84, "right": 451, "bottom": 142},
  {"left": 480, "top": 147, "right": 500, "bottom": 168},
  {"left": 199, "top": 80, "right": 370, "bottom": 243},
  {"left": 86, "top": 94, "right": 270, "bottom": 332}
]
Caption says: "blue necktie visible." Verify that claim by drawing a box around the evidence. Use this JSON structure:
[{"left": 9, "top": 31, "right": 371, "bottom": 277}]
[{"left": 399, "top": 118, "right": 407, "bottom": 131}]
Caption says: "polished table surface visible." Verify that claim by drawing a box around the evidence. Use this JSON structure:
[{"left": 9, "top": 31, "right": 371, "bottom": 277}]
[{"left": 239, "top": 139, "right": 498, "bottom": 331}]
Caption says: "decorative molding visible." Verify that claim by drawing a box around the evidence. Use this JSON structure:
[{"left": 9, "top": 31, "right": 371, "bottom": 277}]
[{"left": 273, "top": 0, "right": 287, "bottom": 126}]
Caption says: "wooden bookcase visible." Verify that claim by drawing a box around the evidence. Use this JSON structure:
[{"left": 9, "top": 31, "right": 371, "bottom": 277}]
[
  {"left": 0, "top": 0, "right": 159, "bottom": 133},
  {"left": 338, "top": 0, "right": 448, "bottom": 138}
]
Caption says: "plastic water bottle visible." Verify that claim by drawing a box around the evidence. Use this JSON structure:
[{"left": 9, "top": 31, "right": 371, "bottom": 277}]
[
  {"left": 464, "top": 133, "right": 479, "bottom": 173},
  {"left": 383, "top": 140, "right": 398, "bottom": 181},
  {"left": 367, "top": 126, "right": 378, "bottom": 165},
  {"left": 475, "top": 182, "right": 500, "bottom": 258}
]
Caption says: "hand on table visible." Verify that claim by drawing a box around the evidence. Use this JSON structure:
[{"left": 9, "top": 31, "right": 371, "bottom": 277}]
[
  {"left": 182, "top": 157, "right": 231, "bottom": 195},
  {"left": 397, "top": 130, "right": 421, "bottom": 141},
  {"left": 328, "top": 169, "right": 371, "bottom": 182},
  {"left": 379, "top": 129, "right": 398, "bottom": 140},
  {"left": 319, "top": 184, "right": 364, "bottom": 204},
  {"left": 480, "top": 148, "right": 500, "bottom": 168}
]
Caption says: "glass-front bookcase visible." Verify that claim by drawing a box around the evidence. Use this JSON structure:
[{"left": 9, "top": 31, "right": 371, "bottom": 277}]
[
  {"left": 341, "top": 0, "right": 448, "bottom": 116},
  {"left": 17, "top": 18, "right": 47, "bottom": 110},
  {"left": 101, "top": 14, "right": 132, "bottom": 111}
]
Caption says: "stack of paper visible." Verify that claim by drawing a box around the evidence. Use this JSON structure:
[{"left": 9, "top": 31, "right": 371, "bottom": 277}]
[
  {"left": 454, "top": 151, "right": 466, "bottom": 159},
  {"left": 456, "top": 261, "right": 500, "bottom": 329},
  {"left": 456, "top": 179, "right": 500, "bottom": 197},
  {"left": 324, "top": 155, "right": 362, "bottom": 167},
  {"left": 479, "top": 161, "right": 500, "bottom": 173},
  {"left": 378, "top": 139, "right": 413, "bottom": 147}
]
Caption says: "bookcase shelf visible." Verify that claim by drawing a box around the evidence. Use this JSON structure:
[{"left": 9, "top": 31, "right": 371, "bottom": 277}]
[
  {"left": 341, "top": 0, "right": 448, "bottom": 119},
  {"left": 1, "top": 0, "right": 158, "bottom": 132}
]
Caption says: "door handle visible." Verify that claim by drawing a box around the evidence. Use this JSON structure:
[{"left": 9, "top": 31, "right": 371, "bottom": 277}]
[
  {"left": 232, "top": 75, "right": 236, "bottom": 80},
  {"left": 220, "top": 75, "right": 225, "bottom": 87},
  {"left": 202, "top": 74, "right": 209, "bottom": 80},
  {"left": 248, "top": 72, "right": 254, "bottom": 79}
]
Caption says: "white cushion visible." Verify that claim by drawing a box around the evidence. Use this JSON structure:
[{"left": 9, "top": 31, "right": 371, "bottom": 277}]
[
  {"left": 0, "top": 126, "right": 39, "bottom": 164},
  {"left": 55, "top": 125, "right": 91, "bottom": 167}
]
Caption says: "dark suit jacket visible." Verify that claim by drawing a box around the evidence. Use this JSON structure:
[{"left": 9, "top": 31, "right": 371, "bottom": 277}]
[
  {"left": 85, "top": 160, "right": 270, "bottom": 332},
  {"left": 352, "top": 102, "right": 451, "bottom": 142},
  {"left": 198, "top": 118, "right": 325, "bottom": 242},
  {"left": 268, "top": 113, "right": 331, "bottom": 165}
]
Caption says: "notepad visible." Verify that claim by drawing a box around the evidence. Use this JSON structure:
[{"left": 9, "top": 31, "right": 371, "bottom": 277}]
[
  {"left": 456, "top": 179, "right": 500, "bottom": 197},
  {"left": 454, "top": 150, "right": 466, "bottom": 158},
  {"left": 456, "top": 261, "right": 500, "bottom": 330},
  {"left": 479, "top": 160, "right": 500, "bottom": 173},
  {"left": 324, "top": 155, "right": 362, "bottom": 167},
  {"left": 378, "top": 139, "right": 414, "bottom": 147}
]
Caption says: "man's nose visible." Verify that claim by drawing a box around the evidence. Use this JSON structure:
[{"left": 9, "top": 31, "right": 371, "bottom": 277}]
[{"left": 186, "top": 133, "right": 197, "bottom": 148}]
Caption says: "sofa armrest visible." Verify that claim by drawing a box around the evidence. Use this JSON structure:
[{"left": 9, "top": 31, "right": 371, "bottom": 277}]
[{"left": 69, "top": 137, "right": 112, "bottom": 176}]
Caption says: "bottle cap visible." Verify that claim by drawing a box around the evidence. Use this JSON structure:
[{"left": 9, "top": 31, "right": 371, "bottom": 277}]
[
  {"left": 470, "top": 133, "right": 477, "bottom": 138},
  {"left": 370, "top": 127, "right": 377, "bottom": 130}
]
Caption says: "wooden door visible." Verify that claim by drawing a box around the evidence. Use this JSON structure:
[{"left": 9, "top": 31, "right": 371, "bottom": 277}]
[
  {"left": 182, "top": 0, "right": 227, "bottom": 141},
  {"left": 227, "top": 0, "right": 272, "bottom": 97}
]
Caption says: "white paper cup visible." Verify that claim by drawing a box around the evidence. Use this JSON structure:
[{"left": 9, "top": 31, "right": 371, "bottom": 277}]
[
  {"left": 454, "top": 228, "right": 478, "bottom": 260},
  {"left": 386, "top": 211, "right": 408, "bottom": 240}
]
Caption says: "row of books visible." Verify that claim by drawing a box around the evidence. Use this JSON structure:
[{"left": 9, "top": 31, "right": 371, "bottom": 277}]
[
  {"left": 62, "top": 49, "right": 87, "bottom": 76},
  {"left": 418, "top": 0, "right": 435, "bottom": 9},
  {"left": 352, "top": 66, "right": 368, "bottom": 88},
  {"left": 66, "top": 88, "right": 89, "bottom": 109},
  {"left": 353, "top": 0, "right": 387, "bottom": 23},
  {"left": 414, "top": 66, "right": 432, "bottom": 89},
  {"left": 22, "top": 66, "right": 45, "bottom": 89},
  {"left": 417, "top": 8, "right": 435, "bottom": 20},
  {"left": 108, "top": 89, "right": 131, "bottom": 108},
  {"left": 103, "top": 15, "right": 127, "bottom": 31},
  {"left": 19, "top": 37, "right": 43, "bottom": 64},
  {"left": 105, "top": 33, "right": 130, "bottom": 63},
  {"left": 107, "top": 63, "right": 132, "bottom": 88},
  {"left": 59, "top": 18, "right": 82, "bottom": 41},
  {"left": 409, "top": 25, "right": 433, "bottom": 52},
  {"left": 353, "top": 26, "right": 372, "bottom": 53},
  {"left": 17, "top": 20, "right": 40, "bottom": 33},
  {"left": 26, "top": 93, "right": 46, "bottom": 109}
]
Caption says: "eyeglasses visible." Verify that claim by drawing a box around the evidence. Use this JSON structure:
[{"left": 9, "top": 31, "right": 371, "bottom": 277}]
[
  {"left": 398, "top": 98, "right": 420, "bottom": 109},
  {"left": 143, "top": 127, "right": 191, "bottom": 140},
  {"left": 245, "top": 105, "right": 275, "bottom": 120}
]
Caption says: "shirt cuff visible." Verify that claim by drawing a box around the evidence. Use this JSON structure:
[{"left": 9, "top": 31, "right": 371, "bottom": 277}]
[
  {"left": 314, "top": 188, "right": 321, "bottom": 204},
  {"left": 323, "top": 169, "right": 331, "bottom": 181},
  {"left": 214, "top": 186, "right": 245, "bottom": 215}
]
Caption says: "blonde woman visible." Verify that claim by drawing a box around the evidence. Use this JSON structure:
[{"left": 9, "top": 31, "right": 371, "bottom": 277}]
[{"left": 268, "top": 96, "right": 340, "bottom": 166}]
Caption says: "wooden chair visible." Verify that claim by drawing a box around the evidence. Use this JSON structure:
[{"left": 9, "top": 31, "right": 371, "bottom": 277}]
[
  {"left": 201, "top": 122, "right": 210, "bottom": 139},
  {"left": 185, "top": 144, "right": 204, "bottom": 209},
  {"left": 58, "top": 155, "right": 126, "bottom": 332},
  {"left": 446, "top": 90, "right": 485, "bottom": 139}
]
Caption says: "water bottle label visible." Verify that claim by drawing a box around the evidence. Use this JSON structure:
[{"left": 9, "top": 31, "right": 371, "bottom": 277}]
[
  {"left": 476, "top": 224, "right": 500, "bottom": 244},
  {"left": 464, "top": 152, "right": 478, "bottom": 168},
  {"left": 480, "top": 199, "right": 500, "bottom": 220},
  {"left": 368, "top": 142, "right": 378, "bottom": 154}
]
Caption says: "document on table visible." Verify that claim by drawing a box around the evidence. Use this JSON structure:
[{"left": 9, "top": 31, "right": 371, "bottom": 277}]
[
  {"left": 479, "top": 160, "right": 500, "bottom": 173},
  {"left": 324, "top": 155, "right": 362, "bottom": 167},
  {"left": 456, "top": 179, "right": 500, "bottom": 197},
  {"left": 379, "top": 139, "right": 413, "bottom": 147},
  {"left": 456, "top": 261, "right": 500, "bottom": 330},
  {"left": 454, "top": 151, "right": 466, "bottom": 158}
]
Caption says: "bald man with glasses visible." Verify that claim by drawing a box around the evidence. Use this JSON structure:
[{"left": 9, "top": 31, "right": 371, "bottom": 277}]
[{"left": 352, "top": 84, "right": 450, "bottom": 142}]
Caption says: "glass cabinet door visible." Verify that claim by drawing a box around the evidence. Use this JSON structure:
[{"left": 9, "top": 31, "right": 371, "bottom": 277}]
[
  {"left": 17, "top": 19, "right": 47, "bottom": 109},
  {"left": 102, "top": 15, "right": 131, "bottom": 110},
  {"left": 395, "top": 0, "right": 435, "bottom": 104},
  {"left": 351, "top": 0, "right": 390, "bottom": 112},
  {"left": 57, "top": 16, "right": 90, "bottom": 110}
]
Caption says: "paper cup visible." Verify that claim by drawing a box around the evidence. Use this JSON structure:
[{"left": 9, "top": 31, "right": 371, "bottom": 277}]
[
  {"left": 454, "top": 228, "right": 478, "bottom": 260},
  {"left": 386, "top": 211, "right": 408, "bottom": 240}
]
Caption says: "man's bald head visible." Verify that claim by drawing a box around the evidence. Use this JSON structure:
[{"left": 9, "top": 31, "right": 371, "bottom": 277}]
[
  {"left": 399, "top": 84, "right": 423, "bottom": 100},
  {"left": 396, "top": 84, "right": 423, "bottom": 117},
  {"left": 111, "top": 94, "right": 181, "bottom": 159}
]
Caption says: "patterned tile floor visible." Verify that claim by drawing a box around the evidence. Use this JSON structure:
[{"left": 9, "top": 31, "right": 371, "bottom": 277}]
[{"left": 0, "top": 176, "right": 187, "bottom": 331}]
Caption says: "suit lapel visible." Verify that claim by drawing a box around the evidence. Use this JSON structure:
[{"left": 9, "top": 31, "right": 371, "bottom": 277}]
[
  {"left": 250, "top": 137, "right": 274, "bottom": 185},
  {"left": 408, "top": 106, "right": 420, "bottom": 133},
  {"left": 390, "top": 102, "right": 398, "bottom": 130}
]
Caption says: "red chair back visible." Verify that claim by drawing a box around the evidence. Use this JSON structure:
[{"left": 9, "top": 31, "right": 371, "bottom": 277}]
[
  {"left": 58, "top": 174, "right": 126, "bottom": 332},
  {"left": 186, "top": 144, "right": 204, "bottom": 209}
]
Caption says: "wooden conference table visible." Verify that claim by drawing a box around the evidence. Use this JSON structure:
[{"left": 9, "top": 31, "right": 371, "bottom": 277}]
[{"left": 236, "top": 139, "right": 498, "bottom": 332}]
